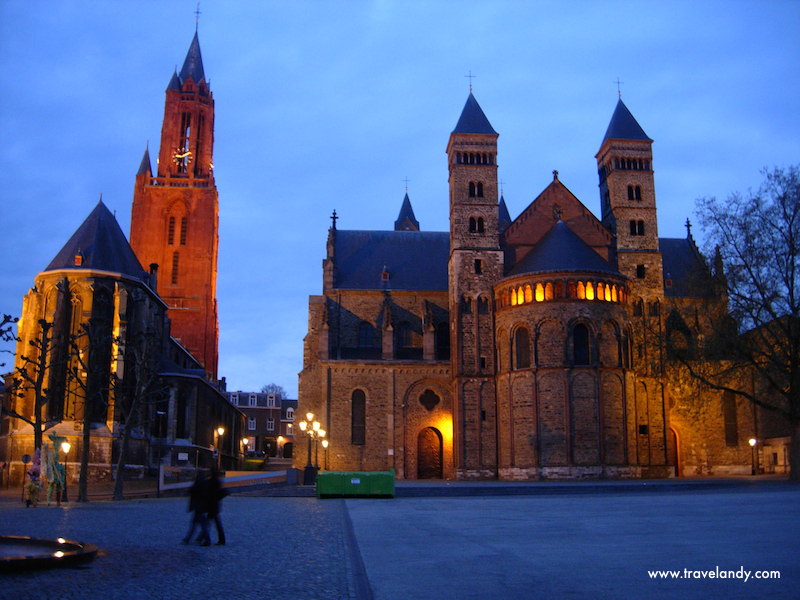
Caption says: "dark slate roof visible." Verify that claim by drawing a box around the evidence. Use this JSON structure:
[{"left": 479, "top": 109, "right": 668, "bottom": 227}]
[
  {"left": 602, "top": 99, "right": 651, "bottom": 143},
  {"left": 179, "top": 31, "right": 205, "bottom": 84},
  {"left": 453, "top": 93, "right": 497, "bottom": 135},
  {"left": 137, "top": 147, "right": 152, "bottom": 175},
  {"left": 394, "top": 193, "right": 420, "bottom": 231},
  {"left": 660, "top": 237, "right": 711, "bottom": 297},
  {"left": 166, "top": 70, "right": 181, "bottom": 91},
  {"left": 508, "top": 221, "right": 618, "bottom": 277},
  {"left": 45, "top": 200, "right": 148, "bottom": 280},
  {"left": 334, "top": 230, "right": 449, "bottom": 290},
  {"left": 498, "top": 195, "right": 512, "bottom": 230}
]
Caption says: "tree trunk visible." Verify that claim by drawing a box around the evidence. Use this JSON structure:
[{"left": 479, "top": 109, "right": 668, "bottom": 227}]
[
  {"left": 112, "top": 423, "right": 133, "bottom": 501},
  {"left": 77, "top": 396, "right": 92, "bottom": 502}
]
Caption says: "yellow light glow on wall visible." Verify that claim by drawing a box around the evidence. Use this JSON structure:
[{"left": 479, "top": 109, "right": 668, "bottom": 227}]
[{"left": 434, "top": 414, "right": 454, "bottom": 447}]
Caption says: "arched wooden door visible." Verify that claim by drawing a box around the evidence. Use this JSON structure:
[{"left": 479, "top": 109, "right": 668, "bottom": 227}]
[{"left": 417, "top": 427, "right": 443, "bottom": 479}]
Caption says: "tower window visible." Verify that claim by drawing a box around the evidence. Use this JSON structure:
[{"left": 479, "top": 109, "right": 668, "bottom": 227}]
[
  {"left": 461, "top": 296, "right": 472, "bottom": 314},
  {"left": 478, "top": 296, "right": 490, "bottom": 314},
  {"left": 470, "top": 217, "right": 485, "bottom": 233},
  {"left": 474, "top": 259, "right": 483, "bottom": 274},
  {"left": 168, "top": 217, "right": 175, "bottom": 245},
  {"left": 171, "top": 251, "right": 180, "bottom": 284},
  {"left": 630, "top": 220, "right": 645, "bottom": 236},
  {"left": 636, "top": 265, "right": 646, "bottom": 279},
  {"left": 180, "top": 217, "right": 188, "bottom": 245},
  {"left": 627, "top": 185, "right": 642, "bottom": 201}
]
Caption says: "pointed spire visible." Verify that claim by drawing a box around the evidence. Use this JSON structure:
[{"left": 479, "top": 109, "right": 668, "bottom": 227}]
[
  {"left": 137, "top": 146, "right": 152, "bottom": 176},
  {"left": 602, "top": 98, "right": 651, "bottom": 143},
  {"left": 453, "top": 93, "right": 497, "bottom": 135},
  {"left": 45, "top": 201, "right": 147, "bottom": 280},
  {"left": 179, "top": 31, "right": 205, "bottom": 84},
  {"left": 394, "top": 193, "right": 420, "bottom": 231},
  {"left": 498, "top": 195, "right": 512, "bottom": 231},
  {"left": 166, "top": 69, "right": 181, "bottom": 91}
]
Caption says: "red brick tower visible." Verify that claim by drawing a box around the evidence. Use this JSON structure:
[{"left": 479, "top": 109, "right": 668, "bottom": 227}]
[{"left": 130, "top": 32, "right": 219, "bottom": 378}]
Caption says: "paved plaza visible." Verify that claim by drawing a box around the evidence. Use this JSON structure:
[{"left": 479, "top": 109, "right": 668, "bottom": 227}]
[{"left": 1, "top": 482, "right": 798, "bottom": 599}]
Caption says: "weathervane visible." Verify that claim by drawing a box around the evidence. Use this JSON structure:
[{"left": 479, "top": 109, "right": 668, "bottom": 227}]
[
  {"left": 195, "top": 2, "right": 201, "bottom": 31},
  {"left": 613, "top": 77, "right": 624, "bottom": 98},
  {"left": 402, "top": 176, "right": 410, "bottom": 193},
  {"left": 465, "top": 70, "right": 476, "bottom": 93}
]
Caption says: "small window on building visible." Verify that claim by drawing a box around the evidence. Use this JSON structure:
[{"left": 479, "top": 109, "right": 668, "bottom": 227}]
[
  {"left": 573, "top": 323, "right": 590, "bottom": 366},
  {"left": 230, "top": 393, "right": 239, "bottom": 405},
  {"left": 171, "top": 251, "right": 180, "bottom": 285},
  {"left": 461, "top": 296, "right": 472, "bottom": 314},
  {"left": 287, "top": 423, "right": 293, "bottom": 435},
  {"left": 168, "top": 216, "right": 175, "bottom": 245},
  {"left": 478, "top": 296, "right": 490, "bottom": 314},
  {"left": 636, "top": 265, "right": 646, "bottom": 279},
  {"left": 286, "top": 407, "right": 294, "bottom": 420},
  {"left": 267, "top": 418, "right": 275, "bottom": 432},
  {"left": 247, "top": 417, "right": 256, "bottom": 431},
  {"left": 249, "top": 394, "right": 257, "bottom": 407},
  {"left": 474, "top": 259, "right": 483, "bottom": 274},
  {"left": 513, "top": 327, "right": 531, "bottom": 370},
  {"left": 180, "top": 217, "right": 188, "bottom": 245},
  {"left": 638, "top": 424, "right": 649, "bottom": 435},
  {"left": 630, "top": 220, "right": 645, "bottom": 236}
]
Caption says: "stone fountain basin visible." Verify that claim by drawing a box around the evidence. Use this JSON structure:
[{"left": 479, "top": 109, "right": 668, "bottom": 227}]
[{"left": 0, "top": 535, "right": 98, "bottom": 572}]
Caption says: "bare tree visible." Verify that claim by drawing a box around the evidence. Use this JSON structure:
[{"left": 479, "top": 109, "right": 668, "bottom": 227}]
[
  {"left": 260, "top": 383, "right": 287, "bottom": 399},
  {"left": 0, "top": 313, "right": 18, "bottom": 369},
  {"left": 690, "top": 165, "right": 800, "bottom": 480}
]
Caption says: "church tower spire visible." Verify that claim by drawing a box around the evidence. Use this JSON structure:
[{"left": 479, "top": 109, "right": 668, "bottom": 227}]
[
  {"left": 446, "top": 92, "right": 501, "bottom": 478},
  {"left": 596, "top": 98, "right": 663, "bottom": 296},
  {"left": 130, "top": 32, "right": 219, "bottom": 378}
]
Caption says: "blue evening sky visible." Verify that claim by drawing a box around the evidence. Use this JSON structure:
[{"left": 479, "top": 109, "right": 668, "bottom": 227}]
[{"left": 1, "top": 1, "right": 798, "bottom": 397}]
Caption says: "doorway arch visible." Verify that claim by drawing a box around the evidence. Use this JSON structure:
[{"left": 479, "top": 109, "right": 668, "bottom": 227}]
[{"left": 417, "top": 427, "right": 443, "bottom": 479}]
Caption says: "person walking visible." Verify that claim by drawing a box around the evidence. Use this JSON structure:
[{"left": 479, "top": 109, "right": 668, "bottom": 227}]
[
  {"left": 182, "top": 471, "right": 211, "bottom": 546},
  {"left": 206, "top": 469, "right": 228, "bottom": 545}
]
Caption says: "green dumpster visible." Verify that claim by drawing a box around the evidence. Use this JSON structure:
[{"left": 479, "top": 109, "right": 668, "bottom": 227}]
[{"left": 316, "top": 470, "right": 395, "bottom": 498}]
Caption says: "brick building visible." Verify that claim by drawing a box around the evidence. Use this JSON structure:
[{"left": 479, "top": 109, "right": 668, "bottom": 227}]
[
  {"left": 226, "top": 391, "right": 297, "bottom": 458},
  {"left": 298, "top": 93, "right": 771, "bottom": 480}
]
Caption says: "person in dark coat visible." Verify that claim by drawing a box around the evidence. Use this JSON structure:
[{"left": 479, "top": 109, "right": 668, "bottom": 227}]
[
  {"left": 182, "top": 471, "right": 211, "bottom": 546},
  {"left": 206, "top": 469, "right": 228, "bottom": 545}
]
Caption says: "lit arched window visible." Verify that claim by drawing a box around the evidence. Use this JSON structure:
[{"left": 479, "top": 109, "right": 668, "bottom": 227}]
[
  {"left": 545, "top": 282, "right": 554, "bottom": 300},
  {"left": 524, "top": 285, "right": 533, "bottom": 304},
  {"left": 586, "top": 281, "right": 595, "bottom": 300},
  {"left": 351, "top": 390, "right": 366, "bottom": 445},
  {"left": 573, "top": 324, "right": 590, "bottom": 365},
  {"left": 535, "top": 283, "right": 544, "bottom": 302},
  {"left": 517, "top": 287, "right": 525, "bottom": 305},
  {"left": 611, "top": 285, "right": 618, "bottom": 302},
  {"left": 577, "top": 281, "right": 586, "bottom": 300},
  {"left": 513, "top": 327, "right": 531, "bottom": 370}
]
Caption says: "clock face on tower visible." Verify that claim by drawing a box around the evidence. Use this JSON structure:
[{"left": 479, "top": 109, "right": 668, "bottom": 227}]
[{"left": 173, "top": 148, "right": 193, "bottom": 165}]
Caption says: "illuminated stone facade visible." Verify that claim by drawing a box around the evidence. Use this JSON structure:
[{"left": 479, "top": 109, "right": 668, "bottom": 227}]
[{"left": 298, "top": 94, "right": 762, "bottom": 480}]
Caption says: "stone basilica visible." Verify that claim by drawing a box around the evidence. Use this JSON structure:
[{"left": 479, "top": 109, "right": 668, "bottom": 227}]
[{"left": 298, "top": 93, "right": 766, "bottom": 480}]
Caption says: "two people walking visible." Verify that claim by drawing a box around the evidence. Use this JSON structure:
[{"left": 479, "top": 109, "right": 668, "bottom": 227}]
[{"left": 182, "top": 469, "right": 228, "bottom": 546}]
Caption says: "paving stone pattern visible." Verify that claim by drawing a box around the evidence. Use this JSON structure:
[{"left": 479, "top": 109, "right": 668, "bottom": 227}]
[{"left": 1, "top": 496, "right": 359, "bottom": 600}]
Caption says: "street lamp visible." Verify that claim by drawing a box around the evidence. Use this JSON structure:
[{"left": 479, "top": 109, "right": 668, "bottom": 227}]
[
  {"left": 748, "top": 438, "right": 757, "bottom": 475},
  {"left": 215, "top": 426, "right": 225, "bottom": 470},
  {"left": 298, "top": 413, "right": 324, "bottom": 485},
  {"left": 322, "top": 439, "right": 329, "bottom": 471},
  {"left": 315, "top": 429, "right": 326, "bottom": 469},
  {"left": 60, "top": 441, "right": 71, "bottom": 502}
]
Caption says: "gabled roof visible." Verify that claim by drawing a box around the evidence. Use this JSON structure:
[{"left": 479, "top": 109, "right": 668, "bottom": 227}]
[
  {"left": 508, "top": 220, "right": 617, "bottom": 277},
  {"left": 334, "top": 230, "right": 449, "bottom": 291},
  {"left": 137, "top": 147, "right": 152, "bottom": 175},
  {"left": 660, "top": 237, "right": 712, "bottom": 297},
  {"left": 178, "top": 31, "right": 205, "bottom": 84},
  {"left": 45, "top": 200, "right": 147, "bottom": 281},
  {"left": 602, "top": 98, "right": 651, "bottom": 143},
  {"left": 394, "top": 193, "right": 420, "bottom": 231},
  {"left": 453, "top": 93, "right": 497, "bottom": 135}
]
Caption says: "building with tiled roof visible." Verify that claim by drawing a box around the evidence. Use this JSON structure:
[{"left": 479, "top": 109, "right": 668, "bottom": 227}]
[{"left": 299, "top": 93, "right": 761, "bottom": 481}]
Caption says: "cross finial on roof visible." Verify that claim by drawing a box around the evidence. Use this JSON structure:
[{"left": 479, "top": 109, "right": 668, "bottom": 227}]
[
  {"left": 465, "top": 70, "right": 476, "bottom": 93},
  {"left": 195, "top": 2, "right": 201, "bottom": 31},
  {"left": 552, "top": 169, "right": 559, "bottom": 181},
  {"left": 402, "top": 176, "right": 410, "bottom": 193},
  {"left": 500, "top": 179, "right": 505, "bottom": 196},
  {"left": 331, "top": 209, "right": 338, "bottom": 230},
  {"left": 685, "top": 218, "right": 692, "bottom": 238},
  {"left": 613, "top": 77, "right": 624, "bottom": 98}
]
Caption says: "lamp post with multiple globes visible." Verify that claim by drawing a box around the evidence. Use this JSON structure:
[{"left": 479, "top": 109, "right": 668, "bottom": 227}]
[{"left": 298, "top": 412, "right": 326, "bottom": 485}]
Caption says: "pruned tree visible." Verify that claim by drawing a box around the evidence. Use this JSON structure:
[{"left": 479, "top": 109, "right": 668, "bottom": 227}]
[
  {"left": 6, "top": 319, "right": 55, "bottom": 452},
  {"left": 0, "top": 313, "right": 18, "bottom": 369},
  {"left": 690, "top": 165, "right": 800, "bottom": 480},
  {"left": 260, "top": 383, "right": 287, "bottom": 399}
]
